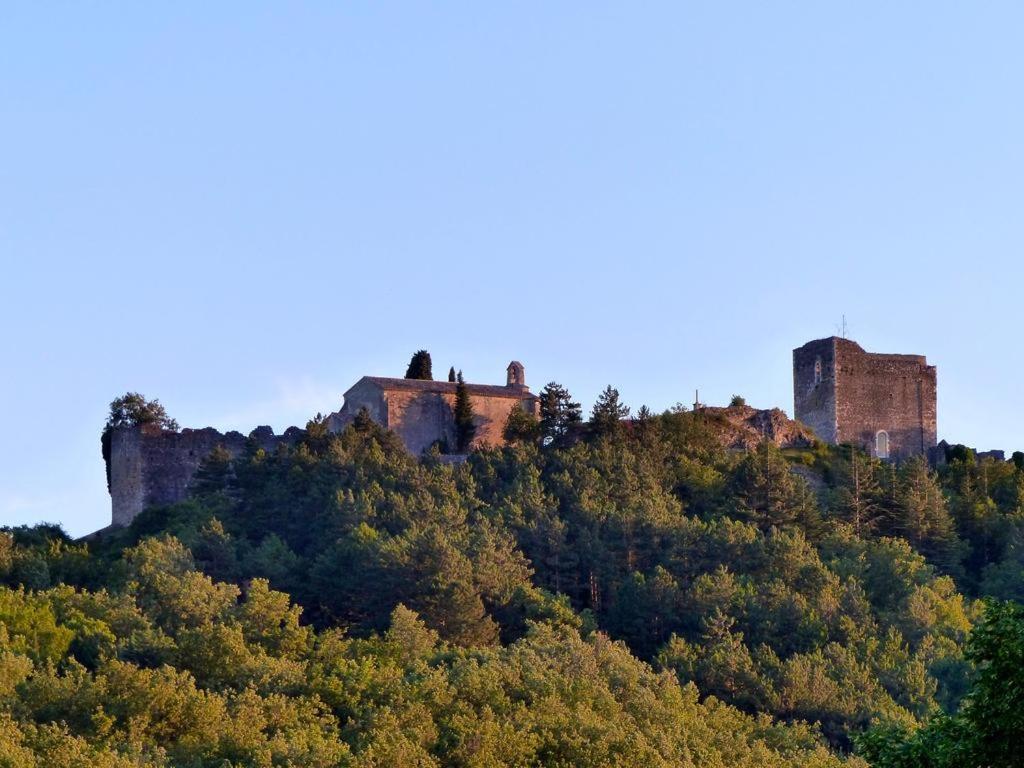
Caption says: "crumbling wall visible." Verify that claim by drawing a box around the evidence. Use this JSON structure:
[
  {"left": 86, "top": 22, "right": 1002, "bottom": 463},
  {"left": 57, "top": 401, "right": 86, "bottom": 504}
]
[
  {"left": 108, "top": 427, "right": 146, "bottom": 528},
  {"left": 107, "top": 423, "right": 302, "bottom": 527},
  {"left": 793, "top": 338, "right": 838, "bottom": 444},
  {"left": 833, "top": 339, "right": 937, "bottom": 459},
  {"left": 793, "top": 337, "right": 937, "bottom": 459}
]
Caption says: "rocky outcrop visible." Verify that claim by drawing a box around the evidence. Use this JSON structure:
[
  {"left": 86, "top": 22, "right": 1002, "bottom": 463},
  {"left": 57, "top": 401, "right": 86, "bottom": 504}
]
[{"left": 694, "top": 405, "right": 817, "bottom": 451}]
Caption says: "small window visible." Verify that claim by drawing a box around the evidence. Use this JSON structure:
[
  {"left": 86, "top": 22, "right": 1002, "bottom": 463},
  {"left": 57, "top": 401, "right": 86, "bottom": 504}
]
[
  {"left": 876, "top": 430, "right": 890, "bottom": 459},
  {"left": 813, "top": 357, "right": 823, "bottom": 385}
]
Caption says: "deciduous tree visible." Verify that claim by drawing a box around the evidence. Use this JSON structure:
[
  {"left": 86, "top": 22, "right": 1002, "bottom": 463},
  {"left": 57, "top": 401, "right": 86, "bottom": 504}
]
[{"left": 104, "top": 392, "right": 179, "bottom": 431}]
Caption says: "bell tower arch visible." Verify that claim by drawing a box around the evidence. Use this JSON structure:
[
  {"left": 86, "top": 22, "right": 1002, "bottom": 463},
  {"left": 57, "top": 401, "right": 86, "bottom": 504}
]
[{"left": 506, "top": 361, "right": 526, "bottom": 388}]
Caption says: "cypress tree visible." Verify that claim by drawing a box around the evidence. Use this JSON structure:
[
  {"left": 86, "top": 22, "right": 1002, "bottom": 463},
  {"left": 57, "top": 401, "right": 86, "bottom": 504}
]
[
  {"left": 454, "top": 370, "right": 476, "bottom": 452},
  {"left": 405, "top": 350, "right": 433, "bottom": 380}
]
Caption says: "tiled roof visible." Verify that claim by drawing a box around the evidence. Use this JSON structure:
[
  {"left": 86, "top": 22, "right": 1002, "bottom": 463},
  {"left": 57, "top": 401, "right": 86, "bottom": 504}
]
[{"left": 353, "top": 376, "right": 537, "bottom": 399}]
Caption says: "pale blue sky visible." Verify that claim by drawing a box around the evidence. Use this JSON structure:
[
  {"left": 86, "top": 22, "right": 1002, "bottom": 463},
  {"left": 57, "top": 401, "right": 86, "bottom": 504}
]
[{"left": 2, "top": 4, "right": 1023, "bottom": 536}]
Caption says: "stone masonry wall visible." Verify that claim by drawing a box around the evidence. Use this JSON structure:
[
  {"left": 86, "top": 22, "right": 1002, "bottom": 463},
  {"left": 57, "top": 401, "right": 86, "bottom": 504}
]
[
  {"left": 108, "top": 423, "right": 301, "bottom": 527},
  {"left": 385, "top": 389, "right": 532, "bottom": 455},
  {"left": 833, "top": 339, "right": 937, "bottom": 459},
  {"left": 326, "top": 378, "right": 539, "bottom": 456},
  {"left": 793, "top": 338, "right": 839, "bottom": 444},
  {"left": 329, "top": 379, "right": 387, "bottom": 429},
  {"left": 108, "top": 384, "right": 536, "bottom": 528},
  {"left": 794, "top": 337, "right": 937, "bottom": 459}
]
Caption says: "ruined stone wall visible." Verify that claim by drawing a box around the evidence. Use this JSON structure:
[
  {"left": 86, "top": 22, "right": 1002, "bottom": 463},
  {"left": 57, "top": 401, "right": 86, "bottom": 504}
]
[
  {"left": 108, "top": 427, "right": 147, "bottom": 528},
  {"left": 793, "top": 338, "right": 838, "bottom": 444},
  {"left": 107, "top": 423, "right": 301, "bottom": 527},
  {"left": 794, "top": 337, "right": 937, "bottom": 459},
  {"left": 833, "top": 339, "right": 937, "bottom": 459}
]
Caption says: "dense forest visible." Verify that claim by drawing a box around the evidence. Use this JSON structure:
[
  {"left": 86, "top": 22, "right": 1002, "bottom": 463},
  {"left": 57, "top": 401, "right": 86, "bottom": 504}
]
[{"left": 2, "top": 385, "right": 1024, "bottom": 766}]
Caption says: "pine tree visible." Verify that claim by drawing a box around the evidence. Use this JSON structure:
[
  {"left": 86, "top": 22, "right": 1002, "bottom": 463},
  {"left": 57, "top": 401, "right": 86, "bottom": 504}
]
[
  {"left": 353, "top": 406, "right": 376, "bottom": 432},
  {"left": 830, "top": 448, "right": 885, "bottom": 536},
  {"left": 503, "top": 405, "right": 541, "bottom": 445},
  {"left": 454, "top": 370, "right": 476, "bottom": 452},
  {"left": 448, "top": 366, "right": 456, "bottom": 382},
  {"left": 632, "top": 405, "right": 655, "bottom": 442},
  {"left": 590, "top": 385, "right": 630, "bottom": 437},
  {"left": 538, "top": 382, "right": 582, "bottom": 444},
  {"left": 404, "top": 350, "right": 433, "bottom": 380},
  {"left": 729, "top": 443, "right": 818, "bottom": 530},
  {"left": 189, "top": 518, "right": 240, "bottom": 582},
  {"left": 192, "top": 445, "right": 236, "bottom": 499},
  {"left": 892, "top": 456, "right": 964, "bottom": 573},
  {"left": 406, "top": 525, "right": 498, "bottom": 645}
]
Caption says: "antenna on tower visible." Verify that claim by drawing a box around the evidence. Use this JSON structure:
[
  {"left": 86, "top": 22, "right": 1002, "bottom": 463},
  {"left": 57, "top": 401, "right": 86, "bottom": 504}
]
[{"left": 835, "top": 315, "right": 848, "bottom": 339}]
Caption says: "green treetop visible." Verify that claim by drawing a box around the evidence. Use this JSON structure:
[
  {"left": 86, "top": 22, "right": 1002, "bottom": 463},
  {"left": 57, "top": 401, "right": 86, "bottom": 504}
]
[
  {"left": 538, "top": 382, "right": 582, "bottom": 444},
  {"left": 104, "top": 392, "right": 179, "bottom": 431},
  {"left": 405, "top": 350, "right": 433, "bottom": 380},
  {"left": 589, "top": 385, "right": 630, "bottom": 437},
  {"left": 454, "top": 370, "right": 476, "bottom": 452}
]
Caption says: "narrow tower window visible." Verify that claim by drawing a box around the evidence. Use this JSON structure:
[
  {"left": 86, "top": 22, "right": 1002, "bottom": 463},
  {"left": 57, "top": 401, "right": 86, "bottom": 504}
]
[
  {"left": 813, "top": 357, "right": 823, "bottom": 385},
  {"left": 876, "top": 430, "right": 890, "bottom": 459}
]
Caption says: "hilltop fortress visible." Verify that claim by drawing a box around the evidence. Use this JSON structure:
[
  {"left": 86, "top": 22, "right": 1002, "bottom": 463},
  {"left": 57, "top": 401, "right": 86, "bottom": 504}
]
[
  {"left": 104, "top": 338, "right": 939, "bottom": 529},
  {"left": 327, "top": 362, "right": 538, "bottom": 454},
  {"left": 106, "top": 362, "right": 540, "bottom": 527},
  {"left": 793, "top": 337, "right": 937, "bottom": 460}
]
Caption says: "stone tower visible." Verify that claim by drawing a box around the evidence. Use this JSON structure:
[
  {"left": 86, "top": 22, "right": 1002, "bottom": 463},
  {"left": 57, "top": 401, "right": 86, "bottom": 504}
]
[
  {"left": 506, "top": 361, "right": 526, "bottom": 389},
  {"left": 793, "top": 337, "right": 937, "bottom": 459}
]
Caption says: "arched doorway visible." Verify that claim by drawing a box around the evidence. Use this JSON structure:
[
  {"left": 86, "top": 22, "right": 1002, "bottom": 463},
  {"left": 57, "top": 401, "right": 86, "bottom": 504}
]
[{"left": 875, "top": 430, "right": 890, "bottom": 459}]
